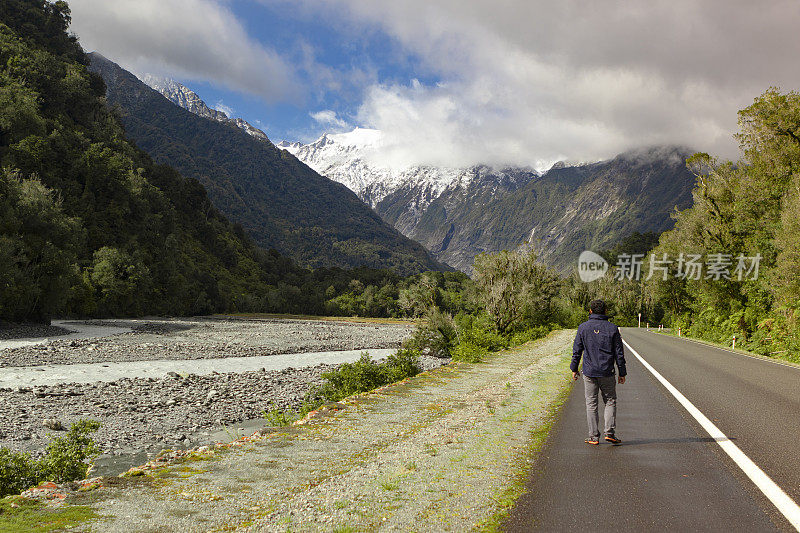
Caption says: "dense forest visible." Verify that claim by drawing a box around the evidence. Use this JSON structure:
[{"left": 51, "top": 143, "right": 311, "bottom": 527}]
[
  {"left": 646, "top": 88, "right": 800, "bottom": 360},
  {"left": 0, "top": 0, "right": 449, "bottom": 322},
  {"left": 88, "top": 53, "right": 446, "bottom": 275},
  {"left": 569, "top": 91, "right": 800, "bottom": 361}
]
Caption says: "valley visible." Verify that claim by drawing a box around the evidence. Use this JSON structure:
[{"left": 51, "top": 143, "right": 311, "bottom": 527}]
[
  {"left": 3, "top": 2, "right": 799, "bottom": 531},
  {"left": 142, "top": 75, "right": 697, "bottom": 274}
]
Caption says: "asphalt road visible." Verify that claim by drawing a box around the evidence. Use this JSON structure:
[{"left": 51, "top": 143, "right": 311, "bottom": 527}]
[{"left": 505, "top": 328, "right": 800, "bottom": 532}]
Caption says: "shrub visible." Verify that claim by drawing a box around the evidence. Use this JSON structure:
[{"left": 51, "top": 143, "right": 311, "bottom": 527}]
[
  {"left": 404, "top": 309, "right": 457, "bottom": 358},
  {"left": 382, "top": 348, "right": 422, "bottom": 382},
  {"left": 455, "top": 313, "right": 506, "bottom": 351},
  {"left": 262, "top": 405, "right": 296, "bottom": 427},
  {"left": 508, "top": 324, "right": 556, "bottom": 347},
  {"left": 450, "top": 341, "right": 488, "bottom": 363},
  {"left": 448, "top": 313, "right": 508, "bottom": 363},
  {"left": 314, "top": 349, "right": 422, "bottom": 402},
  {"left": 0, "top": 419, "right": 100, "bottom": 497},
  {"left": 0, "top": 449, "right": 40, "bottom": 498},
  {"left": 38, "top": 420, "right": 101, "bottom": 483}
]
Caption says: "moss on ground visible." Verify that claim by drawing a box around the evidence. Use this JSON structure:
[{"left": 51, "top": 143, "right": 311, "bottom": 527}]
[{"left": 0, "top": 497, "right": 99, "bottom": 533}]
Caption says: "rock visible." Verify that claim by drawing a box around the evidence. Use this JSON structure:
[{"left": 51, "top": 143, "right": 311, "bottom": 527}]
[
  {"left": 167, "top": 371, "right": 180, "bottom": 379},
  {"left": 42, "top": 418, "right": 64, "bottom": 431}
]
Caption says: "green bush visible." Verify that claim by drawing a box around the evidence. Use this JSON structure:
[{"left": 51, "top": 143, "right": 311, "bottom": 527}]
[
  {"left": 313, "top": 349, "right": 422, "bottom": 402},
  {"left": 404, "top": 309, "right": 457, "bottom": 358},
  {"left": 508, "top": 324, "right": 556, "bottom": 347},
  {"left": 0, "top": 449, "right": 40, "bottom": 498},
  {"left": 38, "top": 420, "right": 101, "bottom": 483},
  {"left": 450, "top": 341, "right": 488, "bottom": 363},
  {"left": 0, "top": 419, "right": 100, "bottom": 497},
  {"left": 448, "top": 313, "right": 507, "bottom": 363},
  {"left": 455, "top": 313, "right": 506, "bottom": 350},
  {"left": 262, "top": 405, "right": 296, "bottom": 427}
]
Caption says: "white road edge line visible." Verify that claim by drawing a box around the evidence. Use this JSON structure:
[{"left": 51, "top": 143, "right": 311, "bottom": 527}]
[
  {"left": 642, "top": 330, "right": 800, "bottom": 372},
  {"left": 622, "top": 338, "right": 800, "bottom": 531}
]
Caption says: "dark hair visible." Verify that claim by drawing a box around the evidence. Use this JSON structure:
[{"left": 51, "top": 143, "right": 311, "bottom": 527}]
[{"left": 589, "top": 299, "right": 606, "bottom": 315}]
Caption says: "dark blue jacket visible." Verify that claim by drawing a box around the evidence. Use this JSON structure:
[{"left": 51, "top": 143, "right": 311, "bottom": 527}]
[{"left": 571, "top": 314, "right": 627, "bottom": 377}]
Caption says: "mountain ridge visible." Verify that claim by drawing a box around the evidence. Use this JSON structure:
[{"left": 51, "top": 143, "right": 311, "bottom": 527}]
[
  {"left": 142, "top": 74, "right": 270, "bottom": 143},
  {"left": 284, "top": 130, "right": 697, "bottom": 272},
  {"left": 89, "top": 53, "right": 449, "bottom": 275},
  {"left": 125, "top": 71, "right": 695, "bottom": 274}
]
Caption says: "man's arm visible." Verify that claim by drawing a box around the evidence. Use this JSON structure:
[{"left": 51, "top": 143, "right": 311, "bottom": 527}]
[
  {"left": 613, "top": 329, "right": 627, "bottom": 383},
  {"left": 571, "top": 329, "right": 583, "bottom": 380}
]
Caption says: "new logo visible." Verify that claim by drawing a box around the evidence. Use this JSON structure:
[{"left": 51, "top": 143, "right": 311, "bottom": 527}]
[{"left": 577, "top": 250, "right": 608, "bottom": 282}]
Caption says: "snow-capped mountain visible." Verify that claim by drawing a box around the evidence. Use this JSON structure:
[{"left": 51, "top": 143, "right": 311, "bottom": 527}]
[
  {"left": 142, "top": 75, "right": 270, "bottom": 143},
  {"left": 279, "top": 129, "right": 539, "bottom": 270},
  {"left": 132, "top": 73, "right": 696, "bottom": 273},
  {"left": 278, "top": 128, "right": 535, "bottom": 214},
  {"left": 280, "top": 131, "right": 697, "bottom": 272}
]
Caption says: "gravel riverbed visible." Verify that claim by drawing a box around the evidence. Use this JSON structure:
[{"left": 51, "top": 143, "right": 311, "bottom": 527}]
[
  {"left": 0, "top": 321, "right": 72, "bottom": 341},
  {"left": 0, "top": 316, "right": 445, "bottom": 473},
  {"left": 1, "top": 317, "right": 414, "bottom": 367}
]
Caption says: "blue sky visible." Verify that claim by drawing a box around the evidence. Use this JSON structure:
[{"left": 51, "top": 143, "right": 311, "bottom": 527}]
[
  {"left": 123, "top": 1, "right": 442, "bottom": 143},
  {"left": 69, "top": 0, "right": 800, "bottom": 168}
]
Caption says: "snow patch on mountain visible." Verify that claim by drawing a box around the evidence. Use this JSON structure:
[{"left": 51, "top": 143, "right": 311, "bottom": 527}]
[
  {"left": 141, "top": 75, "right": 270, "bottom": 143},
  {"left": 279, "top": 128, "right": 534, "bottom": 209}
]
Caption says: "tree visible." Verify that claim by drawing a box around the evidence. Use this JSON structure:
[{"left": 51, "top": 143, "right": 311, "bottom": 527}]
[
  {"left": 89, "top": 247, "right": 150, "bottom": 316},
  {"left": 0, "top": 171, "right": 82, "bottom": 322},
  {"left": 472, "top": 249, "right": 560, "bottom": 334}
]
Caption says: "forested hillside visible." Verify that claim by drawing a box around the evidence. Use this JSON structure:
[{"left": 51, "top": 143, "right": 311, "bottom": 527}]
[
  {"left": 0, "top": 0, "right": 306, "bottom": 320},
  {"left": 644, "top": 88, "right": 800, "bottom": 359},
  {"left": 88, "top": 54, "right": 447, "bottom": 275},
  {"left": 393, "top": 147, "right": 696, "bottom": 272},
  {"left": 0, "top": 0, "right": 437, "bottom": 322}
]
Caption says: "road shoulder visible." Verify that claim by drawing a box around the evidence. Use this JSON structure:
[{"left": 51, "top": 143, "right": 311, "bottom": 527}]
[{"left": 66, "top": 330, "right": 574, "bottom": 532}]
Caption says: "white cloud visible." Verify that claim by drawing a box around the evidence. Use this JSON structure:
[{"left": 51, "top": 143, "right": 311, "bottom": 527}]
[
  {"left": 69, "top": 0, "right": 300, "bottom": 102},
  {"left": 310, "top": 109, "right": 350, "bottom": 130},
  {"left": 294, "top": 0, "right": 800, "bottom": 168},
  {"left": 212, "top": 101, "right": 235, "bottom": 117}
]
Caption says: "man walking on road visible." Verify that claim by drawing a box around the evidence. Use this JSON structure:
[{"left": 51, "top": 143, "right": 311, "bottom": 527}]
[{"left": 571, "top": 299, "right": 627, "bottom": 445}]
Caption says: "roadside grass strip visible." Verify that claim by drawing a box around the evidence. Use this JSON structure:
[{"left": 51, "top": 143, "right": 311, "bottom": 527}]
[
  {"left": 75, "top": 330, "right": 574, "bottom": 532},
  {"left": 623, "top": 339, "right": 800, "bottom": 531}
]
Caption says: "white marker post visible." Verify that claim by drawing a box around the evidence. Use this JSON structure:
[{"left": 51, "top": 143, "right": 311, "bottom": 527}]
[
  {"left": 733, "top": 336, "right": 737, "bottom": 350},
  {"left": 638, "top": 313, "right": 641, "bottom": 328}
]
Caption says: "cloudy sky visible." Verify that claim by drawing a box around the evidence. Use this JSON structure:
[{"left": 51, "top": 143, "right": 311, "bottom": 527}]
[{"left": 69, "top": 0, "right": 800, "bottom": 170}]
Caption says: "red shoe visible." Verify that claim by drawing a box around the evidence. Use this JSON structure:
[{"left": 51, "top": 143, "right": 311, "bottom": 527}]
[{"left": 585, "top": 437, "right": 599, "bottom": 445}]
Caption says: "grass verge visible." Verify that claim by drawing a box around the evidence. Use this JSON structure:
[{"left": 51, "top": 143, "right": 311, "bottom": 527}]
[{"left": 477, "top": 376, "right": 573, "bottom": 532}]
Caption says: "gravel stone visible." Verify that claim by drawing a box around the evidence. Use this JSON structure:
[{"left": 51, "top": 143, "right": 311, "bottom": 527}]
[{"left": 0, "top": 316, "right": 446, "bottom": 475}]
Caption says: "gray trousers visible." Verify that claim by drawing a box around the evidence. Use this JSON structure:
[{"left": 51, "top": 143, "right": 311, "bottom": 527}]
[{"left": 582, "top": 375, "right": 617, "bottom": 438}]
